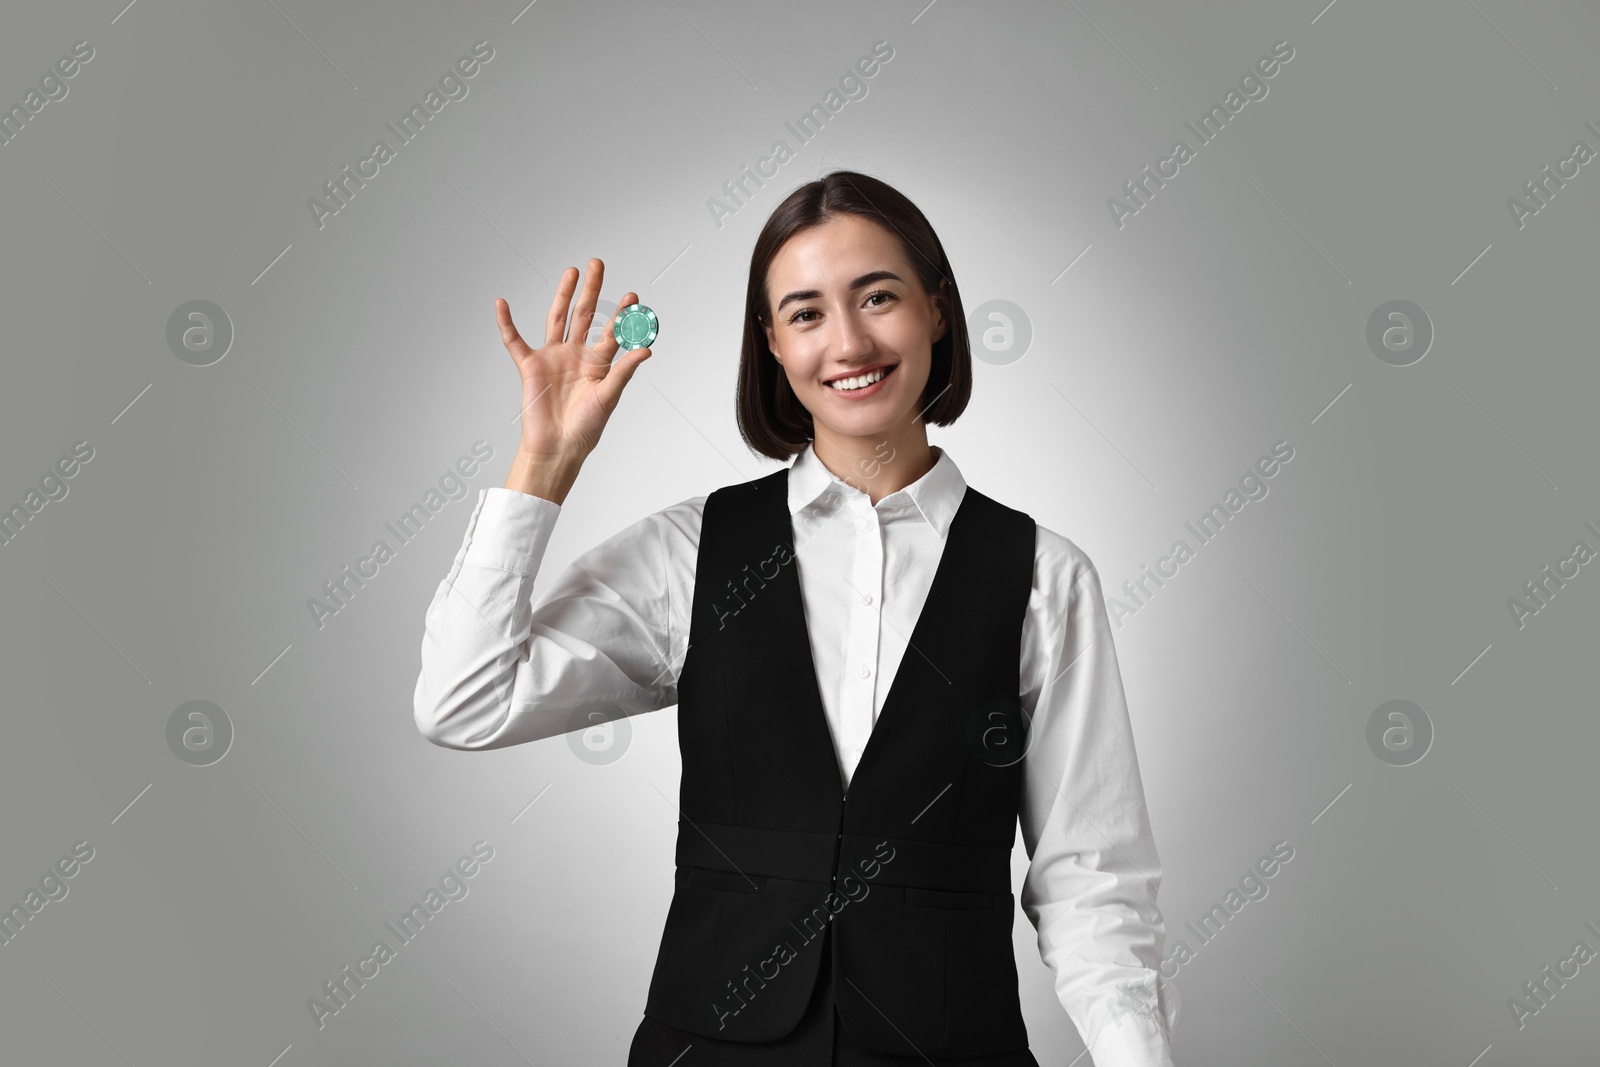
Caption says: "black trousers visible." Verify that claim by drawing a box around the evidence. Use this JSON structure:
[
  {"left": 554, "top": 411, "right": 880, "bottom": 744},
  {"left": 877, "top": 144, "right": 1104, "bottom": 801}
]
[{"left": 626, "top": 921, "right": 1041, "bottom": 1067}]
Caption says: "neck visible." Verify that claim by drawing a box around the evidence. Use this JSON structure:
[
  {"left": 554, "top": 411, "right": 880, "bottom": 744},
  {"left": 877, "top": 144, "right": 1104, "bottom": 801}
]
[{"left": 811, "top": 424, "right": 935, "bottom": 506}]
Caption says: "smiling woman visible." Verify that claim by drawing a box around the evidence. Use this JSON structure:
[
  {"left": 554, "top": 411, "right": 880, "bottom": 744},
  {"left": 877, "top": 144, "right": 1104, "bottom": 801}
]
[
  {"left": 737, "top": 181, "right": 969, "bottom": 494},
  {"left": 414, "top": 170, "right": 1179, "bottom": 1067},
  {"left": 762, "top": 222, "right": 938, "bottom": 441}
]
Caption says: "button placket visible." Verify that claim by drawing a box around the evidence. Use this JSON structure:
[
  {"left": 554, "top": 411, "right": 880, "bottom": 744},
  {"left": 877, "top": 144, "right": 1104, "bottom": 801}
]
[{"left": 842, "top": 500, "right": 882, "bottom": 779}]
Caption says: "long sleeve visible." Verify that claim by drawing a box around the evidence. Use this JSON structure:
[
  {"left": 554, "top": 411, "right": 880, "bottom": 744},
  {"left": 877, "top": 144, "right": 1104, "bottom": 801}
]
[
  {"left": 413, "top": 486, "right": 695, "bottom": 750},
  {"left": 1017, "top": 528, "right": 1179, "bottom": 1067}
]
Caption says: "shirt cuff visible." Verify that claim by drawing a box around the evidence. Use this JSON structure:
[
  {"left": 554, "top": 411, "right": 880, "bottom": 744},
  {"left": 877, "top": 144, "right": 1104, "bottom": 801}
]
[
  {"left": 461, "top": 486, "right": 561, "bottom": 576},
  {"left": 1088, "top": 1011, "right": 1176, "bottom": 1067}
]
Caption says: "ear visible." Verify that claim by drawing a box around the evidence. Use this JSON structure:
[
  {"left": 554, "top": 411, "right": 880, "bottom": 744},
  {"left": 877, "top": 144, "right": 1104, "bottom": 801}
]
[
  {"left": 764, "top": 318, "right": 780, "bottom": 361},
  {"left": 930, "top": 278, "right": 950, "bottom": 344}
]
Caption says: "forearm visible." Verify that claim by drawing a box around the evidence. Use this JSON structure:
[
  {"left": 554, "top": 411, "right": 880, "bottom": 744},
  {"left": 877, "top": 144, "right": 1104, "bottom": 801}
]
[
  {"left": 1027, "top": 856, "right": 1177, "bottom": 1066},
  {"left": 414, "top": 488, "right": 565, "bottom": 749},
  {"left": 413, "top": 484, "right": 680, "bottom": 751}
]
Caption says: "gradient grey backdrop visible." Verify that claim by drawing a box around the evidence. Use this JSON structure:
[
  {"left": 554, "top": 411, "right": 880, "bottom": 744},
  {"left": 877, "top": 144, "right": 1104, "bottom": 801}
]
[{"left": 3, "top": 0, "right": 1597, "bottom": 1064}]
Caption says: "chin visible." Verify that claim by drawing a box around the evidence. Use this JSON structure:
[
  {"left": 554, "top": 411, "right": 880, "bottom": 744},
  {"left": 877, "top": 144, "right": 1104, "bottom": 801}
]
[{"left": 813, "top": 409, "right": 911, "bottom": 441}]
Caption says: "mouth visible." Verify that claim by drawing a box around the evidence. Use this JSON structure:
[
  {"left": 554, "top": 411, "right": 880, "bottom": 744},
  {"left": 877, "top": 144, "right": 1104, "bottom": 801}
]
[{"left": 823, "top": 363, "right": 898, "bottom": 394}]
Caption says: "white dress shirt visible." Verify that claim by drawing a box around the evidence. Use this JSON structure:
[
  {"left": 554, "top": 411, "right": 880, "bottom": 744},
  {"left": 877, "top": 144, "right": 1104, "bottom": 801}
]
[{"left": 414, "top": 442, "right": 1179, "bottom": 1066}]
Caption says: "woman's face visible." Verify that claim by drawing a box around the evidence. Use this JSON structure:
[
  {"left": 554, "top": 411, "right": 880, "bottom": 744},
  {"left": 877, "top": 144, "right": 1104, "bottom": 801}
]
[{"left": 763, "top": 213, "right": 948, "bottom": 444}]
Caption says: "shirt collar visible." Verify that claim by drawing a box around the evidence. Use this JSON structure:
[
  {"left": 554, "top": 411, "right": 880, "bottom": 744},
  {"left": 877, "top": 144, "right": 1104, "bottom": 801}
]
[{"left": 786, "top": 440, "right": 967, "bottom": 540}]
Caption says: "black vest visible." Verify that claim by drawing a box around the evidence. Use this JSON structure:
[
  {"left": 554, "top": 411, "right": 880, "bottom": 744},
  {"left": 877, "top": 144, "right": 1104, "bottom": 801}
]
[{"left": 642, "top": 465, "right": 1038, "bottom": 1058}]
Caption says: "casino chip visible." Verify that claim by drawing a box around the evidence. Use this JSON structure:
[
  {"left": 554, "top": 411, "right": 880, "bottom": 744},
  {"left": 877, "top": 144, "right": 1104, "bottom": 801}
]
[{"left": 612, "top": 303, "right": 658, "bottom": 351}]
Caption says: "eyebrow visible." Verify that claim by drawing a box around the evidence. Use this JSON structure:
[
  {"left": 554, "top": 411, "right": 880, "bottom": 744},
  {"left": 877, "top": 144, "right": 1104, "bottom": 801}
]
[{"left": 775, "top": 270, "right": 904, "bottom": 314}]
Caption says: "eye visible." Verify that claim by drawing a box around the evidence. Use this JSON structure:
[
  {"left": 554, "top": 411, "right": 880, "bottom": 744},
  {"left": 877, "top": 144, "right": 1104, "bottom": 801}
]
[{"left": 785, "top": 289, "right": 897, "bottom": 326}]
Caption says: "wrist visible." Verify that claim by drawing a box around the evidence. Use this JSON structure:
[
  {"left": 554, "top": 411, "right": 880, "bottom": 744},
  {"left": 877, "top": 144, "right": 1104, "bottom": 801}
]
[{"left": 504, "top": 447, "right": 584, "bottom": 505}]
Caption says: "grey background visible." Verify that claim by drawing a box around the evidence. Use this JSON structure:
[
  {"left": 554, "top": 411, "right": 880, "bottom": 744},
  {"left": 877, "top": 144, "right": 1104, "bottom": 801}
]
[{"left": 2, "top": 0, "right": 1597, "bottom": 1064}]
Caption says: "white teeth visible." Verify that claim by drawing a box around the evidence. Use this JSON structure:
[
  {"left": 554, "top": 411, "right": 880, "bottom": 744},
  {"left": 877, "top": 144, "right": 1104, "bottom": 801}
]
[{"left": 827, "top": 366, "right": 889, "bottom": 391}]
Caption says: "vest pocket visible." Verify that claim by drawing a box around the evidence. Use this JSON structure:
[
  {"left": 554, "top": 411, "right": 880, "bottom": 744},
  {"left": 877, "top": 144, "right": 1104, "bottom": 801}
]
[
  {"left": 904, "top": 886, "right": 1000, "bottom": 910},
  {"left": 939, "top": 892, "right": 1031, "bottom": 1055},
  {"left": 832, "top": 885, "right": 948, "bottom": 1054},
  {"left": 685, "top": 866, "right": 768, "bottom": 893}
]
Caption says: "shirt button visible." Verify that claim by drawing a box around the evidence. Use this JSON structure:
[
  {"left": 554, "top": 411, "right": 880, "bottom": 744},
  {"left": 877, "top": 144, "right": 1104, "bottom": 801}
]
[
  {"left": 859, "top": 665, "right": 871, "bottom": 678},
  {"left": 861, "top": 593, "right": 873, "bottom": 605}
]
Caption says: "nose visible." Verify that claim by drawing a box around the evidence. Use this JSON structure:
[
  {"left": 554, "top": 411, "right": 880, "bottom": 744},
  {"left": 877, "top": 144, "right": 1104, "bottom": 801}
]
[{"left": 835, "top": 309, "right": 873, "bottom": 361}]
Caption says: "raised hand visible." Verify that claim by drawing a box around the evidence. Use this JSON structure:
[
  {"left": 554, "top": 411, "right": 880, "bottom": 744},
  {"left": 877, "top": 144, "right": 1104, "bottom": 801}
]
[{"left": 499, "top": 257, "right": 653, "bottom": 464}]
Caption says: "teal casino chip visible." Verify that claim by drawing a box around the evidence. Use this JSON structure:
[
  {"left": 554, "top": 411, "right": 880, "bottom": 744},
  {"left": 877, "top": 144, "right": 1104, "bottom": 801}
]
[{"left": 612, "top": 304, "right": 659, "bottom": 351}]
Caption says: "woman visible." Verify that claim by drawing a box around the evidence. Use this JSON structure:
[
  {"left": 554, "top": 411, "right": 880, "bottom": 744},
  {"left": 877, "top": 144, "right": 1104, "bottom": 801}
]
[{"left": 414, "top": 171, "right": 1178, "bottom": 1066}]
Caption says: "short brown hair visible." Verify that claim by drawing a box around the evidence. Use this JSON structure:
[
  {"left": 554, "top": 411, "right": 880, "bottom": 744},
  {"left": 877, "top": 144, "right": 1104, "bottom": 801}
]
[{"left": 736, "top": 170, "right": 971, "bottom": 462}]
